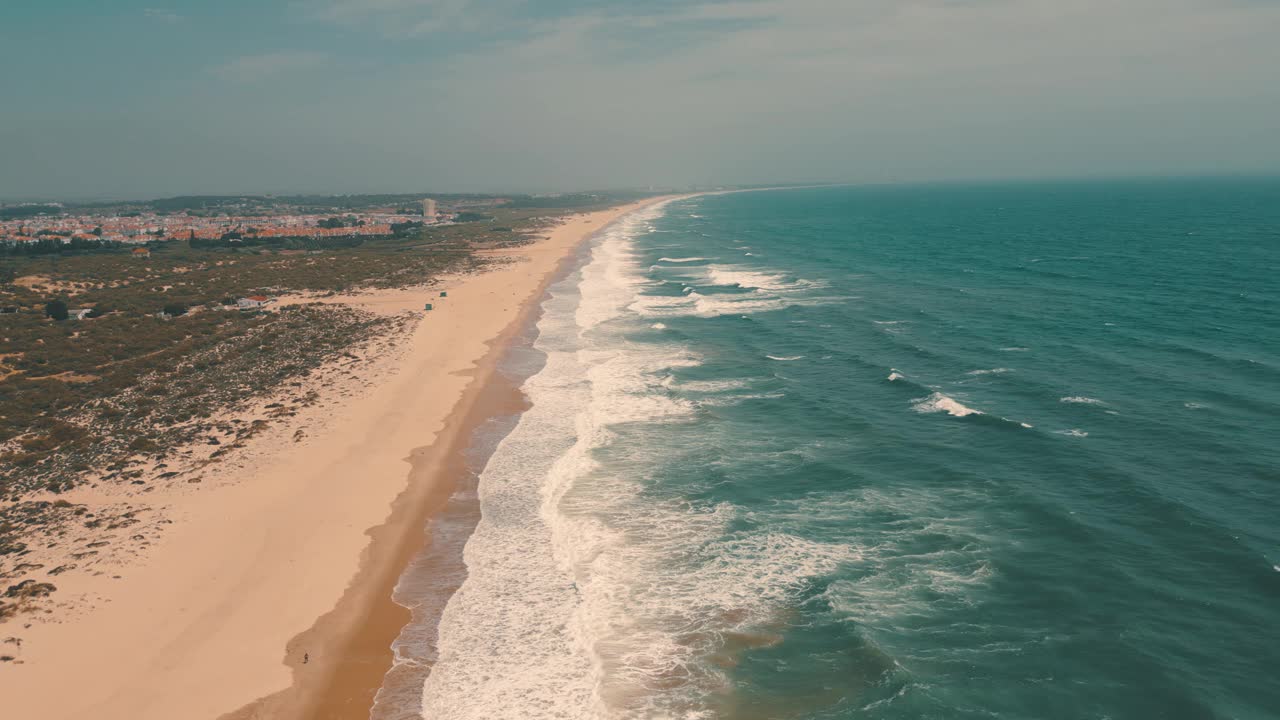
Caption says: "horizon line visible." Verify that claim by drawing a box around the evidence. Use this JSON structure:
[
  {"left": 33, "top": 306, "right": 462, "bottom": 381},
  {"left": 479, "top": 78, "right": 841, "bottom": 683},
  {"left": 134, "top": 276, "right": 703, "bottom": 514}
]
[{"left": 3, "top": 171, "right": 1279, "bottom": 206}]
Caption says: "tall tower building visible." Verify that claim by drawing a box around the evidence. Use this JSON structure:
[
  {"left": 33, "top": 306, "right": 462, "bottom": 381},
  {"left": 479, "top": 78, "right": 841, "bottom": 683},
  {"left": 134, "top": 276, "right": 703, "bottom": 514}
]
[{"left": 421, "top": 198, "right": 438, "bottom": 219}]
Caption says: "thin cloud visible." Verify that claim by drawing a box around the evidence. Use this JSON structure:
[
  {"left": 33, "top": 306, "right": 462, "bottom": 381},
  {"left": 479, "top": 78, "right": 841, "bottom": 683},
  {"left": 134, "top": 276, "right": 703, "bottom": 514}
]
[
  {"left": 315, "top": 0, "right": 445, "bottom": 21},
  {"left": 308, "top": 0, "right": 522, "bottom": 35},
  {"left": 5, "top": 0, "right": 1280, "bottom": 198},
  {"left": 143, "top": 8, "right": 183, "bottom": 23},
  {"left": 210, "top": 51, "right": 330, "bottom": 81}
]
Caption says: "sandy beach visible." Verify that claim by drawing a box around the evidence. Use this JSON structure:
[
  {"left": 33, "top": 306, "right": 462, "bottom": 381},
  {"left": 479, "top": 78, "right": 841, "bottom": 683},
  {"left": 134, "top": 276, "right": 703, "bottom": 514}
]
[{"left": 0, "top": 197, "right": 670, "bottom": 720}]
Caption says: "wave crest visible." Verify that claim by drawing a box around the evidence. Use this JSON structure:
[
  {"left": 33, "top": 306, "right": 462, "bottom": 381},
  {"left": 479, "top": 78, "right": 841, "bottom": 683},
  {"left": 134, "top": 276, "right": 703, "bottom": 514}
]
[
  {"left": 1060, "top": 396, "right": 1105, "bottom": 405},
  {"left": 913, "top": 392, "right": 982, "bottom": 417}
]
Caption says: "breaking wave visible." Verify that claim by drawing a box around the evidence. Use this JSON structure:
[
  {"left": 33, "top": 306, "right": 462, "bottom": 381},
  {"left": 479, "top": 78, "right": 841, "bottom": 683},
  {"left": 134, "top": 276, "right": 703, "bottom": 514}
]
[
  {"left": 1060, "top": 396, "right": 1106, "bottom": 405},
  {"left": 913, "top": 392, "right": 983, "bottom": 417}
]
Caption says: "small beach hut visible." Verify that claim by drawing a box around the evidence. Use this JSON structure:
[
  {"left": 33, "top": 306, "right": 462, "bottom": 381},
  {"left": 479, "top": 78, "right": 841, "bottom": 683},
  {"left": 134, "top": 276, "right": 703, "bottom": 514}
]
[
  {"left": 440, "top": 291, "right": 448, "bottom": 297},
  {"left": 424, "top": 303, "right": 433, "bottom": 311}
]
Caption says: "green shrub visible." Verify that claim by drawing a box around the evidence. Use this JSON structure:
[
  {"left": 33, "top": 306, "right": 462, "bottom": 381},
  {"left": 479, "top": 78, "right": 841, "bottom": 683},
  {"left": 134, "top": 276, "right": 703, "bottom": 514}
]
[{"left": 45, "top": 299, "right": 69, "bottom": 321}]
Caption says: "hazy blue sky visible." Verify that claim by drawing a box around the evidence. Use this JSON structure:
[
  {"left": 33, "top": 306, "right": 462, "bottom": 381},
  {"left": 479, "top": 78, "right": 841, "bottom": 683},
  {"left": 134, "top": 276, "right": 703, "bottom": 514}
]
[{"left": 3, "top": 0, "right": 1279, "bottom": 199}]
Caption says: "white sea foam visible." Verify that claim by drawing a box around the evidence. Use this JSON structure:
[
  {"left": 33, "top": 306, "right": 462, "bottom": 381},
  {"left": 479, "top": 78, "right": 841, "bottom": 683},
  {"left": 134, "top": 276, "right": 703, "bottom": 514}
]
[
  {"left": 999, "top": 347, "right": 1030, "bottom": 352},
  {"left": 966, "top": 368, "right": 1012, "bottom": 376},
  {"left": 766, "top": 355, "right": 804, "bottom": 362},
  {"left": 1060, "top": 396, "right": 1106, "bottom": 405},
  {"left": 705, "top": 265, "right": 811, "bottom": 291},
  {"left": 1054, "top": 429, "right": 1089, "bottom": 437},
  {"left": 572, "top": 206, "right": 671, "bottom": 330},
  {"left": 671, "top": 378, "right": 755, "bottom": 393},
  {"left": 656, "top": 256, "right": 708, "bottom": 263},
  {"left": 423, "top": 200, "right": 849, "bottom": 719},
  {"left": 631, "top": 280, "right": 834, "bottom": 320},
  {"left": 692, "top": 292, "right": 792, "bottom": 317},
  {"left": 421, "top": 286, "right": 597, "bottom": 719},
  {"left": 807, "top": 487, "right": 993, "bottom": 629},
  {"left": 628, "top": 293, "right": 695, "bottom": 314},
  {"left": 913, "top": 392, "right": 982, "bottom": 417},
  {"left": 630, "top": 290, "right": 797, "bottom": 319},
  {"left": 629, "top": 257, "right": 836, "bottom": 319},
  {"left": 421, "top": 200, "right": 693, "bottom": 719},
  {"left": 887, "top": 370, "right": 905, "bottom": 382},
  {"left": 696, "top": 390, "right": 787, "bottom": 406},
  {"left": 650, "top": 322, "right": 666, "bottom": 329}
]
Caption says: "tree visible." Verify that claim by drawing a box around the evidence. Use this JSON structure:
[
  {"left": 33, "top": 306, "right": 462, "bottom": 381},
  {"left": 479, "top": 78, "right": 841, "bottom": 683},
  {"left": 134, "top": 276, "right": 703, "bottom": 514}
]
[
  {"left": 45, "top": 299, "right": 69, "bottom": 321},
  {"left": 162, "top": 303, "right": 188, "bottom": 317},
  {"left": 391, "top": 220, "right": 423, "bottom": 235}
]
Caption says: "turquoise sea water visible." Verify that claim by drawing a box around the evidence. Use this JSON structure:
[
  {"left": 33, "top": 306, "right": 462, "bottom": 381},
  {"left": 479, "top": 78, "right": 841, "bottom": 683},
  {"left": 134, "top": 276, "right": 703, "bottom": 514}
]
[{"left": 408, "top": 179, "right": 1280, "bottom": 719}]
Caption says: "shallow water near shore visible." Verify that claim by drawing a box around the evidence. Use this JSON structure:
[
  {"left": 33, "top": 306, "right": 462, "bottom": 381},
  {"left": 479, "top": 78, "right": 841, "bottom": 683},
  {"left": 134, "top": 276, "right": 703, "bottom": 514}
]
[{"left": 391, "top": 180, "right": 1280, "bottom": 719}]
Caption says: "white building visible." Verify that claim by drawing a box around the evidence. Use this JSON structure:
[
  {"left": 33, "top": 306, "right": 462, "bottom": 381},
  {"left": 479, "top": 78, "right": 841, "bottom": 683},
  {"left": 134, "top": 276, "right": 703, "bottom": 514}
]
[{"left": 236, "top": 295, "right": 272, "bottom": 310}]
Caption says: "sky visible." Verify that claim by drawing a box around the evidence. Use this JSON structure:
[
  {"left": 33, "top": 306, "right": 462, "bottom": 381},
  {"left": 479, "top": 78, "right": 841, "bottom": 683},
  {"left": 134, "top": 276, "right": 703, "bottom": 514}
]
[{"left": 2, "top": 0, "right": 1279, "bottom": 199}]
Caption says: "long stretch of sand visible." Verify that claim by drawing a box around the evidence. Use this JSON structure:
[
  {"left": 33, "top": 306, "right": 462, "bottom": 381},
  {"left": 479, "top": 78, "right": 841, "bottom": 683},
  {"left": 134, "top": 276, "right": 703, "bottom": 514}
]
[{"left": 0, "top": 198, "right": 668, "bottom": 720}]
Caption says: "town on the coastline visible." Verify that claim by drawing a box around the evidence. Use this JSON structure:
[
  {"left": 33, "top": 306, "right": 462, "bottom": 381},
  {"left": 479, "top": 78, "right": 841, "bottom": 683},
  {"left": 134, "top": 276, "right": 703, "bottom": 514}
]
[{"left": 0, "top": 197, "right": 460, "bottom": 248}]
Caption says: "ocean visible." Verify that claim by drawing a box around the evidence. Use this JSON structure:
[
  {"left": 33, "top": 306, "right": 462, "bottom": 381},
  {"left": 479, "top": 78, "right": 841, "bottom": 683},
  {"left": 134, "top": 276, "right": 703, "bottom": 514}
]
[{"left": 388, "top": 179, "right": 1280, "bottom": 719}]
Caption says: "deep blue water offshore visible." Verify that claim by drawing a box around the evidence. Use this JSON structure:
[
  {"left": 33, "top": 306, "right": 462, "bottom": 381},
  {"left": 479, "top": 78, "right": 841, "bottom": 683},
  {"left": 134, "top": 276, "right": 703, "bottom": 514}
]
[{"left": 413, "top": 179, "right": 1280, "bottom": 719}]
